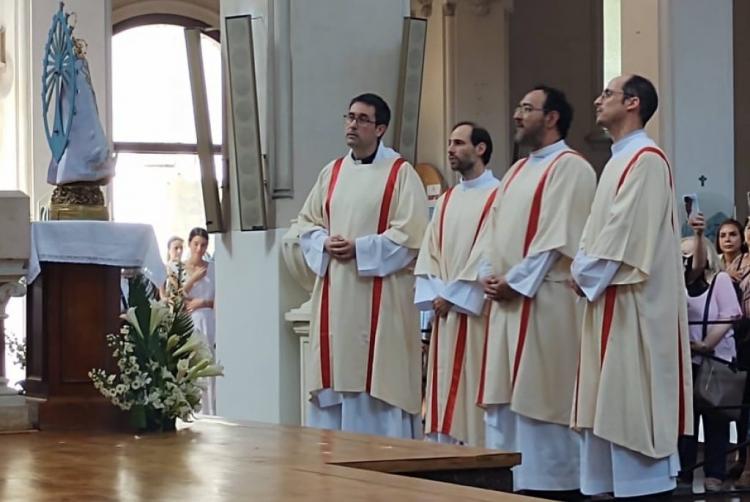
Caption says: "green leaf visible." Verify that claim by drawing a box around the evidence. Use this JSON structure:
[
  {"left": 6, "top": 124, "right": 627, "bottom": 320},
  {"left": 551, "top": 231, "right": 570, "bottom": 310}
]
[{"left": 127, "top": 274, "right": 156, "bottom": 340}]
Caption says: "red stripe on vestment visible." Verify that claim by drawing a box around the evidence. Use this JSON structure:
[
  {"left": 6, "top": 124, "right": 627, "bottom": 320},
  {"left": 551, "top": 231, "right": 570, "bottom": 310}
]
[
  {"left": 324, "top": 158, "right": 345, "bottom": 224},
  {"left": 511, "top": 150, "right": 578, "bottom": 386},
  {"left": 365, "top": 158, "right": 406, "bottom": 393},
  {"left": 511, "top": 297, "right": 533, "bottom": 387},
  {"left": 677, "top": 321, "right": 686, "bottom": 435},
  {"left": 613, "top": 146, "right": 686, "bottom": 432},
  {"left": 471, "top": 188, "right": 499, "bottom": 246},
  {"left": 319, "top": 275, "right": 332, "bottom": 388},
  {"left": 430, "top": 321, "right": 440, "bottom": 432},
  {"left": 600, "top": 286, "right": 617, "bottom": 364},
  {"left": 573, "top": 350, "right": 581, "bottom": 428},
  {"left": 476, "top": 301, "right": 491, "bottom": 405},
  {"left": 503, "top": 158, "right": 529, "bottom": 194},
  {"left": 437, "top": 187, "right": 498, "bottom": 426},
  {"left": 442, "top": 313, "right": 468, "bottom": 434},
  {"left": 438, "top": 187, "right": 455, "bottom": 253},
  {"left": 615, "top": 146, "right": 671, "bottom": 194},
  {"left": 318, "top": 158, "right": 345, "bottom": 389},
  {"left": 615, "top": 146, "right": 674, "bottom": 231}
]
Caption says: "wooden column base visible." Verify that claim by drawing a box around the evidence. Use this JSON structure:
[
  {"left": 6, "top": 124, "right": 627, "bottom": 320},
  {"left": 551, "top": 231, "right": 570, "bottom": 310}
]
[
  {"left": 35, "top": 396, "right": 129, "bottom": 431},
  {"left": 25, "top": 263, "right": 128, "bottom": 432}
]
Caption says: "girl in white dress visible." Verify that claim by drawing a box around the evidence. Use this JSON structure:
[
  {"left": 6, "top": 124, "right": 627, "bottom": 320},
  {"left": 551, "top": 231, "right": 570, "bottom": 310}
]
[{"left": 183, "top": 228, "right": 216, "bottom": 415}]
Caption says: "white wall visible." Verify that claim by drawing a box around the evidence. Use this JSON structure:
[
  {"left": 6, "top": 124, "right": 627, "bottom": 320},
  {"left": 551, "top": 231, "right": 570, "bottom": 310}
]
[
  {"left": 0, "top": 0, "right": 31, "bottom": 194},
  {"left": 216, "top": 0, "right": 406, "bottom": 425},
  {"left": 451, "top": 3, "right": 511, "bottom": 172},
  {"left": 668, "top": 0, "right": 734, "bottom": 225}
]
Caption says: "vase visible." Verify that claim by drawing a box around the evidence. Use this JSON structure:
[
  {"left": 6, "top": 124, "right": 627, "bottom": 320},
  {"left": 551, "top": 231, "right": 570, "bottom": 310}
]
[{"left": 130, "top": 405, "right": 177, "bottom": 433}]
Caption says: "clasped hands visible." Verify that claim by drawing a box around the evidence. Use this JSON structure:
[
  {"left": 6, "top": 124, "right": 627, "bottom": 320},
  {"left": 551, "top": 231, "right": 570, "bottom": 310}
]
[
  {"left": 325, "top": 235, "right": 356, "bottom": 261},
  {"left": 482, "top": 275, "right": 520, "bottom": 302}
]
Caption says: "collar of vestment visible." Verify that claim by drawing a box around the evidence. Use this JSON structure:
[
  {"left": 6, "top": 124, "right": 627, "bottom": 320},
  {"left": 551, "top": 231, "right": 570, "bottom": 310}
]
[
  {"left": 528, "top": 139, "right": 568, "bottom": 162},
  {"left": 610, "top": 129, "right": 656, "bottom": 158},
  {"left": 458, "top": 168, "right": 499, "bottom": 191},
  {"left": 349, "top": 141, "right": 400, "bottom": 165}
]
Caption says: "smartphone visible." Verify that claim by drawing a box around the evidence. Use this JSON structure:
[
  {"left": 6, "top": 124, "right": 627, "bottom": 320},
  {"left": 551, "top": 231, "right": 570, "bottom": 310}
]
[{"left": 683, "top": 193, "right": 700, "bottom": 219}]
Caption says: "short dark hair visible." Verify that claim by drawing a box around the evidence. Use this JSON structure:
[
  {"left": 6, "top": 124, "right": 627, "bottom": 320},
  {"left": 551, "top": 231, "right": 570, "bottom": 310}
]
[
  {"left": 715, "top": 218, "right": 748, "bottom": 255},
  {"left": 188, "top": 227, "right": 209, "bottom": 244},
  {"left": 622, "top": 75, "right": 658, "bottom": 127},
  {"left": 532, "top": 85, "right": 573, "bottom": 139},
  {"left": 452, "top": 121, "right": 493, "bottom": 165},
  {"left": 349, "top": 93, "right": 391, "bottom": 127}
]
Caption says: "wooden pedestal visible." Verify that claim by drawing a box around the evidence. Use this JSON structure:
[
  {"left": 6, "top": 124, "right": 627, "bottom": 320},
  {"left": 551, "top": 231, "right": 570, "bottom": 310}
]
[{"left": 25, "top": 262, "right": 128, "bottom": 431}]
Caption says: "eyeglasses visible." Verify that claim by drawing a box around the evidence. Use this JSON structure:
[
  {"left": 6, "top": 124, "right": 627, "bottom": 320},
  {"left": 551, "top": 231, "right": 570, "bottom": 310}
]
[
  {"left": 600, "top": 89, "right": 634, "bottom": 99},
  {"left": 514, "top": 104, "right": 544, "bottom": 115},
  {"left": 343, "top": 114, "right": 377, "bottom": 126}
]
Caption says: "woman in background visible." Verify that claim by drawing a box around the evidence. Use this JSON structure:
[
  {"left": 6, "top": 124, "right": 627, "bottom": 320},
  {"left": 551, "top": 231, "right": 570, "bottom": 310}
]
[
  {"left": 717, "top": 219, "right": 750, "bottom": 284},
  {"left": 162, "top": 236, "right": 185, "bottom": 306},
  {"left": 679, "top": 235, "right": 741, "bottom": 491},
  {"left": 183, "top": 227, "right": 216, "bottom": 415}
]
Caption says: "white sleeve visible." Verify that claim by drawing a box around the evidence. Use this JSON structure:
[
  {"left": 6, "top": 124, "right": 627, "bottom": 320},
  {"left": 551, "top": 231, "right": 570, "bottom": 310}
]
[
  {"left": 478, "top": 257, "right": 495, "bottom": 280},
  {"left": 505, "top": 250, "right": 560, "bottom": 298},
  {"left": 571, "top": 250, "right": 621, "bottom": 302},
  {"left": 299, "top": 227, "right": 330, "bottom": 277},
  {"left": 355, "top": 234, "right": 417, "bottom": 277},
  {"left": 441, "top": 280, "right": 486, "bottom": 316},
  {"left": 415, "top": 275, "right": 445, "bottom": 311}
]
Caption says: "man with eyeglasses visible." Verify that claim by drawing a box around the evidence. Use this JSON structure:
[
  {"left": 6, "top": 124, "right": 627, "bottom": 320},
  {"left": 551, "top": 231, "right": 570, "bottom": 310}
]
[
  {"left": 413, "top": 121, "right": 500, "bottom": 447},
  {"left": 473, "top": 85, "right": 596, "bottom": 496},
  {"left": 296, "top": 93, "right": 428, "bottom": 438},
  {"left": 570, "top": 74, "right": 692, "bottom": 497}
]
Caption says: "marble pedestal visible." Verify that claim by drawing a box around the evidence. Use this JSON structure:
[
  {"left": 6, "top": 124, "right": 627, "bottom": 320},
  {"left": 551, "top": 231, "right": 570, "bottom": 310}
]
[{"left": 0, "top": 281, "right": 34, "bottom": 432}]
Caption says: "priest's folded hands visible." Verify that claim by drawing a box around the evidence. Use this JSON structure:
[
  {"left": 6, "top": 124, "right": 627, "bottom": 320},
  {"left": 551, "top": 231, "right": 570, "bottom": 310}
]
[
  {"left": 325, "top": 235, "right": 356, "bottom": 261},
  {"left": 432, "top": 297, "right": 453, "bottom": 318},
  {"left": 482, "top": 275, "right": 520, "bottom": 302}
]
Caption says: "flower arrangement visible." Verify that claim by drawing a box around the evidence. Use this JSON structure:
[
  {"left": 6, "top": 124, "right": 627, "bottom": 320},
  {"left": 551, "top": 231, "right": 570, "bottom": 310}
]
[
  {"left": 89, "top": 274, "right": 223, "bottom": 431},
  {"left": 164, "top": 260, "right": 187, "bottom": 307}
]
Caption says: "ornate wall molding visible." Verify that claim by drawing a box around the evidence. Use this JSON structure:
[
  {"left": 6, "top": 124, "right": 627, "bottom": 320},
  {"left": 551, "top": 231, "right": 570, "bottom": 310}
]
[{"left": 112, "top": 0, "right": 219, "bottom": 28}]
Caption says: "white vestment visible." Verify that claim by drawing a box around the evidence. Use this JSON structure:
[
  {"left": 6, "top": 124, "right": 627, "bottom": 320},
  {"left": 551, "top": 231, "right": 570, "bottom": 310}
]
[
  {"left": 414, "top": 169, "right": 500, "bottom": 446},
  {"left": 299, "top": 142, "right": 427, "bottom": 439},
  {"left": 571, "top": 130, "right": 688, "bottom": 497},
  {"left": 476, "top": 140, "right": 595, "bottom": 491}
]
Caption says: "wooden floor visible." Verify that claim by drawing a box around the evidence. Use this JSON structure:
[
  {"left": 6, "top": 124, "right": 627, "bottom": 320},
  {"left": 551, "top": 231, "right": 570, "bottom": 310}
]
[{"left": 0, "top": 418, "right": 534, "bottom": 501}]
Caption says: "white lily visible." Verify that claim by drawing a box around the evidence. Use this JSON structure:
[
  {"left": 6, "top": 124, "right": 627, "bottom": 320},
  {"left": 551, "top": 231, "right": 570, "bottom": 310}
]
[
  {"left": 186, "top": 359, "right": 211, "bottom": 380},
  {"left": 120, "top": 307, "right": 144, "bottom": 337},
  {"left": 191, "top": 363, "right": 224, "bottom": 379},
  {"left": 149, "top": 303, "right": 171, "bottom": 336},
  {"left": 172, "top": 332, "right": 204, "bottom": 358},
  {"left": 166, "top": 334, "right": 180, "bottom": 351}
]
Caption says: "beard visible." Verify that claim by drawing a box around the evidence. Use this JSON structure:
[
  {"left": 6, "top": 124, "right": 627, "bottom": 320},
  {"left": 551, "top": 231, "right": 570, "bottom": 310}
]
[
  {"left": 515, "top": 122, "right": 544, "bottom": 147},
  {"left": 449, "top": 156, "right": 474, "bottom": 174}
]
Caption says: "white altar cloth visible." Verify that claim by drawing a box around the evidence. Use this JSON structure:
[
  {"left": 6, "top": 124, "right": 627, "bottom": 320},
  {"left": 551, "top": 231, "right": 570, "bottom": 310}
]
[{"left": 27, "top": 221, "right": 166, "bottom": 286}]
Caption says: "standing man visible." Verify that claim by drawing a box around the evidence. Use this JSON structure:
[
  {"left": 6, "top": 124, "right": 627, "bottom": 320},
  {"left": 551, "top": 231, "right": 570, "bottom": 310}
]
[
  {"left": 414, "top": 122, "right": 500, "bottom": 446},
  {"left": 570, "top": 75, "right": 692, "bottom": 498},
  {"left": 296, "top": 93, "right": 428, "bottom": 438},
  {"left": 478, "top": 85, "right": 596, "bottom": 494}
]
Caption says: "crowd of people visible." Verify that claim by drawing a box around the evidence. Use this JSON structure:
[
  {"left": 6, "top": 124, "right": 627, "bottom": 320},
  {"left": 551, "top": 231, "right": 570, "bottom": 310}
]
[
  {"left": 293, "top": 72, "right": 737, "bottom": 499},
  {"left": 679, "top": 214, "right": 750, "bottom": 491}
]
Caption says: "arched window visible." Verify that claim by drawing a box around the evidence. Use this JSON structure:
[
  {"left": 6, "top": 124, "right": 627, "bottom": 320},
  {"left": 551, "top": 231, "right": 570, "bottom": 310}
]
[{"left": 111, "top": 19, "right": 222, "bottom": 255}]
